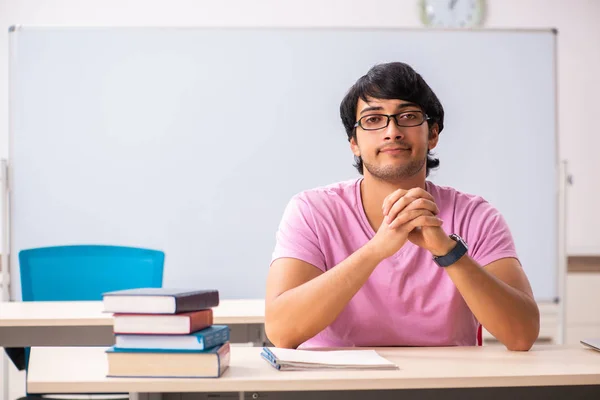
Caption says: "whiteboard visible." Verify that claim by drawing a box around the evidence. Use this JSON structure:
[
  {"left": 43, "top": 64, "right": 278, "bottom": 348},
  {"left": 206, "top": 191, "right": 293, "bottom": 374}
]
[{"left": 8, "top": 27, "right": 557, "bottom": 301}]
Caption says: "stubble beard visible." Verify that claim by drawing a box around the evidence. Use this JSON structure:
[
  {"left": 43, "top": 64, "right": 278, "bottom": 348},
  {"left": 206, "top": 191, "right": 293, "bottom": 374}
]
[{"left": 362, "top": 154, "right": 427, "bottom": 183}]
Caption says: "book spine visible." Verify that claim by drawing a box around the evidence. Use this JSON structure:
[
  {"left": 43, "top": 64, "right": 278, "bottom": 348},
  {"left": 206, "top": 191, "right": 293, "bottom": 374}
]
[
  {"left": 202, "top": 327, "right": 230, "bottom": 349},
  {"left": 189, "top": 309, "right": 214, "bottom": 333},
  {"left": 174, "top": 291, "right": 219, "bottom": 313},
  {"left": 217, "top": 342, "right": 231, "bottom": 377}
]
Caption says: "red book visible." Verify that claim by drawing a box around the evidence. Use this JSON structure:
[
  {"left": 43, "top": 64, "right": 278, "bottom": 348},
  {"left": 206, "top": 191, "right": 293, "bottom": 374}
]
[{"left": 113, "top": 309, "right": 213, "bottom": 334}]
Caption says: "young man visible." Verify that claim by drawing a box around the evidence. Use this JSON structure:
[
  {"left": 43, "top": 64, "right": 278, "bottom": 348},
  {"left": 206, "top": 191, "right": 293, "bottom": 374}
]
[{"left": 265, "top": 62, "right": 540, "bottom": 351}]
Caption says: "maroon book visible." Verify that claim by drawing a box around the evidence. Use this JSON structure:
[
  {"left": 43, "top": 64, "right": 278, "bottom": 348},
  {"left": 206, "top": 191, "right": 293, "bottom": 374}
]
[{"left": 113, "top": 309, "right": 214, "bottom": 334}]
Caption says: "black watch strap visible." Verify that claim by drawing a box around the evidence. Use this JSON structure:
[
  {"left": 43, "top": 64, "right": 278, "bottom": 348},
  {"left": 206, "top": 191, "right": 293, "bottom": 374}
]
[{"left": 433, "top": 234, "right": 468, "bottom": 267}]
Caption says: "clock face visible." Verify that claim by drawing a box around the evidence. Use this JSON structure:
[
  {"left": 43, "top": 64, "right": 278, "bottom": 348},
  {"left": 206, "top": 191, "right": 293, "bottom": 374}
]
[{"left": 420, "top": 0, "right": 486, "bottom": 28}]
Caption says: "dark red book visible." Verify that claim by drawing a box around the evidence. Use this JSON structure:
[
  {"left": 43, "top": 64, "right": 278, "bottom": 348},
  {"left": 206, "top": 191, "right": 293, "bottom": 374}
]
[{"left": 113, "top": 309, "right": 213, "bottom": 334}]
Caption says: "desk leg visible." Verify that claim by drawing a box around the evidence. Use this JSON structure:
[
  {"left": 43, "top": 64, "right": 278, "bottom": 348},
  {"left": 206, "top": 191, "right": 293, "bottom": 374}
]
[
  {"left": 258, "top": 324, "right": 268, "bottom": 347},
  {"left": 228, "top": 324, "right": 267, "bottom": 347},
  {"left": 250, "top": 325, "right": 266, "bottom": 347},
  {"left": 2, "top": 351, "right": 9, "bottom": 400}
]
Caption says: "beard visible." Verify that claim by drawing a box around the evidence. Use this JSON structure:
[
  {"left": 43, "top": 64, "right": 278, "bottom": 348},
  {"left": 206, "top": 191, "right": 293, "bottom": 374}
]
[{"left": 362, "top": 154, "right": 426, "bottom": 182}]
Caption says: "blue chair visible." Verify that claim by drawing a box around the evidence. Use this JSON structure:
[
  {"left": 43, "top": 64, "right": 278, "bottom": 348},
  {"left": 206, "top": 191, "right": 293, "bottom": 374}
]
[
  {"left": 19, "top": 245, "right": 164, "bottom": 302},
  {"left": 17, "top": 244, "right": 165, "bottom": 400}
]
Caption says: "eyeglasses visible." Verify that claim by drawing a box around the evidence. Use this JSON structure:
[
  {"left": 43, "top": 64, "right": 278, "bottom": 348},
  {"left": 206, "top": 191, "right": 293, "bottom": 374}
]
[{"left": 354, "top": 110, "right": 430, "bottom": 131}]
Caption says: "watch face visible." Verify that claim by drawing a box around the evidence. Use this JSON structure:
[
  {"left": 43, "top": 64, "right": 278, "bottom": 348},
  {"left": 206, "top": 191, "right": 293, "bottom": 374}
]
[
  {"left": 419, "top": 0, "right": 486, "bottom": 28},
  {"left": 451, "top": 234, "right": 468, "bottom": 250}
]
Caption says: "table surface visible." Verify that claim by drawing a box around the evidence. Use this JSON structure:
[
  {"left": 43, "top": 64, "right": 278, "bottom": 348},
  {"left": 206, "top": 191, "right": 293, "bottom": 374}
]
[
  {"left": 0, "top": 299, "right": 265, "bottom": 326},
  {"left": 26, "top": 345, "right": 600, "bottom": 393}
]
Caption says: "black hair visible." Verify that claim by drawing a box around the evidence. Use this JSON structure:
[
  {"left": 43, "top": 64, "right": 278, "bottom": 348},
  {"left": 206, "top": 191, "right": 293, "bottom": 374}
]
[{"left": 339, "top": 62, "right": 444, "bottom": 177}]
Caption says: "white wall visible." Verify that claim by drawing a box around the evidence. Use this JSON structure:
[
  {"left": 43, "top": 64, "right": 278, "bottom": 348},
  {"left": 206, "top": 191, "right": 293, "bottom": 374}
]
[{"left": 1, "top": 0, "right": 599, "bottom": 255}]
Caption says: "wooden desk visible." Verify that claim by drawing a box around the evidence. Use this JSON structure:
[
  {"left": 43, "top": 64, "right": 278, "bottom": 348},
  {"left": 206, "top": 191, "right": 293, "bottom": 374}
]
[
  {"left": 26, "top": 345, "right": 600, "bottom": 397},
  {"left": 0, "top": 300, "right": 561, "bottom": 346},
  {"left": 0, "top": 299, "right": 265, "bottom": 347}
]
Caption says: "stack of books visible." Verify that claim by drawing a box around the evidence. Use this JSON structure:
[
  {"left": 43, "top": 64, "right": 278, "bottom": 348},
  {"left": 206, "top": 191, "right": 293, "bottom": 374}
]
[{"left": 102, "top": 288, "right": 230, "bottom": 378}]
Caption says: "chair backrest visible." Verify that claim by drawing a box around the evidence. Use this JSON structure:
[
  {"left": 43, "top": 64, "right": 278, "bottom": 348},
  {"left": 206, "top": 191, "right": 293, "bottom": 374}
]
[{"left": 19, "top": 245, "right": 164, "bottom": 301}]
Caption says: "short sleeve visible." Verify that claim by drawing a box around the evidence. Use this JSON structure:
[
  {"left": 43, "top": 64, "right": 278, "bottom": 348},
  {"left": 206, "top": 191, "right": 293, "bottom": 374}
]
[
  {"left": 270, "top": 194, "right": 326, "bottom": 272},
  {"left": 467, "top": 201, "right": 520, "bottom": 267}
]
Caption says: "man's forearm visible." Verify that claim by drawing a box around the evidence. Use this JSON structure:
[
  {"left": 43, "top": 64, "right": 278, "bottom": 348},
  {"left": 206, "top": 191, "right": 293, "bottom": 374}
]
[
  {"left": 444, "top": 257, "right": 540, "bottom": 350},
  {"left": 267, "top": 243, "right": 384, "bottom": 348}
]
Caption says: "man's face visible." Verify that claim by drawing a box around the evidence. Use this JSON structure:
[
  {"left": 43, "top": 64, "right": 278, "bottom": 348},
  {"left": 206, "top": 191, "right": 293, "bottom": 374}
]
[{"left": 350, "top": 97, "right": 439, "bottom": 182}]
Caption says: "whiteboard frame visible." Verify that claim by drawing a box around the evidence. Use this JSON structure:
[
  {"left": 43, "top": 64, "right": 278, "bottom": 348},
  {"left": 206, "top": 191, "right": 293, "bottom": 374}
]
[{"left": 5, "top": 26, "right": 563, "bottom": 303}]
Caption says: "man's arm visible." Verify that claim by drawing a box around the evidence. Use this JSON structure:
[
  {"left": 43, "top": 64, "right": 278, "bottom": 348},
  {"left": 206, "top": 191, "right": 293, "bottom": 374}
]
[
  {"left": 383, "top": 187, "right": 540, "bottom": 351},
  {"left": 441, "top": 252, "right": 540, "bottom": 351},
  {"left": 265, "top": 204, "right": 442, "bottom": 349},
  {"left": 265, "top": 244, "right": 382, "bottom": 349}
]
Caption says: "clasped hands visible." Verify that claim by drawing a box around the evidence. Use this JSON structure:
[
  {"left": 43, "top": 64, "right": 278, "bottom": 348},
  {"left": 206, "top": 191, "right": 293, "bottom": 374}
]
[{"left": 371, "top": 188, "right": 455, "bottom": 259}]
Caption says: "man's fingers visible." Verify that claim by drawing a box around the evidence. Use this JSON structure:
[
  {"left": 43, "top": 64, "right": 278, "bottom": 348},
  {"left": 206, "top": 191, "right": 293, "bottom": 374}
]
[
  {"left": 389, "top": 209, "right": 442, "bottom": 229},
  {"left": 385, "top": 196, "right": 416, "bottom": 224},
  {"left": 385, "top": 197, "right": 438, "bottom": 224},
  {"left": 382, "top": 189, "right": 408, "bottom": 216},
  {"left": 404, "top": 215, "right": 444, "bottom": 232},
  {"left": 383, "top": 187, "right": 435, "bottom": 216},
  {"left": 402, "top": 198, "right": 439, "bottom": 215},
  {"left": 406, "top": 188, "right": 435, "bottom": 202}
]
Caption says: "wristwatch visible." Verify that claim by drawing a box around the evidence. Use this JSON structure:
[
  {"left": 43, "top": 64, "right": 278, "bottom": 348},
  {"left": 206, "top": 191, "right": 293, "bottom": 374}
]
[{"left": 433, "top": 234, "right": 468, "bottom": 267}]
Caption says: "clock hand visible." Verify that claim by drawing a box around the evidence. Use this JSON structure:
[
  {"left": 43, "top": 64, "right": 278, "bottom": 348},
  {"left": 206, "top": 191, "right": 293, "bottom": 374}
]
[{"left": 449, "top": 0, "right": 458, "bottom": 10}]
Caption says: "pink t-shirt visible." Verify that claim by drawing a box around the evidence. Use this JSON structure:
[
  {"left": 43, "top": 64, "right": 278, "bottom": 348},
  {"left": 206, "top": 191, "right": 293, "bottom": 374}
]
[{"left": 271, "top": 178, "right": 519, "bottom": 348}]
